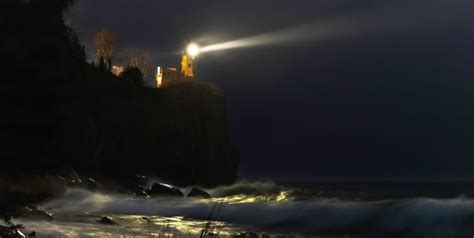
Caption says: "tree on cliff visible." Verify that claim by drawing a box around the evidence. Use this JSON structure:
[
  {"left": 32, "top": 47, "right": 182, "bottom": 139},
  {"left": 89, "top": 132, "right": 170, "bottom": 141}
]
[
  {"left": 94, "top": 27, "right": 120, "bottom": 70},
  {"left": 98, "top": 56, "right": 107, "bottom": 71},
  {"left": 119, "top": 66, "right": 144, "bottom": 86},
  {"left": 123, "top": 48, "right": 152, "bottom": 79},
  {"left": 69, "top": 29, "right": 86, "bottom": 61}
]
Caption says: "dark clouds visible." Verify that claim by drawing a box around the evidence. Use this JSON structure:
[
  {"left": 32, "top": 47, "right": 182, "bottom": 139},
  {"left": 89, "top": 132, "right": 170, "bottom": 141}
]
[{"left": 71, "top": 0, "right": 474, "bottom": 179}]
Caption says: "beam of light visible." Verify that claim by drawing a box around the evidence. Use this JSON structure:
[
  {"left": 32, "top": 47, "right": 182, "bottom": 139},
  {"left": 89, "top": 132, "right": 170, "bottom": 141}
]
[{"left": 199, "top": 10, "right": 392, "bottom": 54}]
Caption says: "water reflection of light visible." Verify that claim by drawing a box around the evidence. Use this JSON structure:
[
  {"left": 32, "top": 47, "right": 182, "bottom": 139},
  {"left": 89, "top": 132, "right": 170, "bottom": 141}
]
[
  {"left": 17, "top": 214, "right": 241, "bottom": 237},
  {"left": 21, "top": 189, "right": 294, "bottom": 237},
  {"left": 208, "top": 191, "right": 291, "bottom": 204},
  {"left": 276, "top": 191, "right": 289, "bottom": 202}
]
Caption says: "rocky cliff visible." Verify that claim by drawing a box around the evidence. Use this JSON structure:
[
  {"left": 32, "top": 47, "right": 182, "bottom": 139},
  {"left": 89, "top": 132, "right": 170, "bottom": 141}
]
[{"left": 0, "top": 0, "right": 239, "bottom": 187}]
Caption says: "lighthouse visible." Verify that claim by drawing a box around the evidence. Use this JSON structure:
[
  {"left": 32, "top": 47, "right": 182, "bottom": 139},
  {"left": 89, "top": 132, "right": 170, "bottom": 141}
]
[
  {"left": 181, "top": 53, "right": 194, "bottom": 78},
  {"left": 156, "top": 42, "right": 200, "bottom": 87},
  {"left": 181, "top": 42, "right": 200, "bottom": 78}
]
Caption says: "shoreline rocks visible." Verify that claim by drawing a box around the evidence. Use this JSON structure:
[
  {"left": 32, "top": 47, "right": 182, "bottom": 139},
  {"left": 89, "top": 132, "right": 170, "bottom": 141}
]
[
  {"left": 0, "top": 226, "right": 25, "bottom": 238},
  {"left": 147, "top": 183, "right": 184, "bottom": 197},
  {"left": 98, "top": 216, "right": 118, "bottom": 225},
  {"left": 187, "top": 187, "right": 211, "bottom": 199},
  {"left": 18, "top": 207, "right": 53, "bottom": 221}
]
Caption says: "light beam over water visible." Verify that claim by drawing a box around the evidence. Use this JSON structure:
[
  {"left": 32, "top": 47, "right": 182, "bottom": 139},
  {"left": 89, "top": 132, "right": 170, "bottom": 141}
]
[{"left": 199, "top": 10, "right": 386, "bottom": 54}]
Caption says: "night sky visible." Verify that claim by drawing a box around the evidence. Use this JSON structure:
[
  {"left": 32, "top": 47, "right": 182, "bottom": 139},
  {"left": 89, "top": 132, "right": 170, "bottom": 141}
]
[{"left": 71, "top": 0, "right": 474, "bottom": 180}]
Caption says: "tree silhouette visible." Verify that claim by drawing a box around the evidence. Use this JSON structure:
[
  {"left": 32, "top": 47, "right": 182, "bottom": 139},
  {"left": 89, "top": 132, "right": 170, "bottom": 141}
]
[
  {"left": 94, "top": 27, "right": 120, "bottom": 70},
  {"left": 69, "top": 29, "right": 86, "bottom": 61},
  {"left": 98, "top": 56, "right": 107, "bottom": 71},
  {"left": 123, "top": 48, "right": 152, "bottom": 79},
  {"left": 119, "top": 66, "right": 144, "bottom": 86}
]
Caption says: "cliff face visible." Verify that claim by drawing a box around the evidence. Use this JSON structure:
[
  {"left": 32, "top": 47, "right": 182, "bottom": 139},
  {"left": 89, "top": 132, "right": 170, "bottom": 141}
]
[
  {"left": 68, "top": 75, "right": 240, "bottom": 186},
  {"left": 0, "top": 0, "right": 238, "bottom": 186}
]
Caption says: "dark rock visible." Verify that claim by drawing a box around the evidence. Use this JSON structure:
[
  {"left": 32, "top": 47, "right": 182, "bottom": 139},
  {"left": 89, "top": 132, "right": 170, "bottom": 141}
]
[
  {"left": 129, "top": 184, "right": 148, "bottom": 197},
  {"left": 261, "top": 234, "right": 271, "bottom": 238},
  {"left": 85, "top": 178, "right": 102, "bottom": 191},
  {"left": 54, "top": 176, "right": 68, "bottom": 188},
  {"left": 133, "top": 190, "right": 148, "bottom": 197},
  {"left": 0, "top": 226, "right": 25, "bottom": 238},
  {"left": 148, "top": 183, "right": 184, "bottom": 197},
  {"left": 7, "top": 175, "right": 67, "bottom": 202},
  {"left": 43, "top": 176, "right": 68, "bottom": 197},
  {"left": 20, "top": 207, "right": 53, "bottom": 221},
  {"left": 134, "top": 174, "right": 147, "bottom": 185},
  {"left": 28, "top": 231, "right": 36, "bottom": 237},
  {"left": 187, "top": 187, "right": 211, "bottom": 199},
  {"left": 68, "top": 179, "right": 83, "bottom": 187},
  {"left": 206, "top": 232, "right": 218, "bottom": 237},
  {"left": 57, "top": 166, "right": 82, "bottom": 187},
  {"left": 246, "top": 232, "right": 259, "bottom": 238},
  {"left": 98, "top": 216, "right": 118, "bottom": 225},
  {"left": 232, "top": 233, "right": 246, "bottom": 238},
  {"left": 232, "top": 232, "right": 259, "bottom": 238}
]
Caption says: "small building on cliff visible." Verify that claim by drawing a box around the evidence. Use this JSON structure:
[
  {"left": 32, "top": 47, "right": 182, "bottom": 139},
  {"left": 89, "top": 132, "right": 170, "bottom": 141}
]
[
  {"left": 155, "top": 47, "right": 196, "bottom": 87},
  {"left": 111, "top": 65, "right": 124, "bottom": 76}
]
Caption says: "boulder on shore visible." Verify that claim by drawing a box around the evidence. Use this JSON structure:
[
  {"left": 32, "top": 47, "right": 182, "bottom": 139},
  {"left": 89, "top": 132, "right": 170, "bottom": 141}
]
[
  {"left": 147, "top": 183, "right": 184, "bottom": 197},
  {"left": 5, "top": 175, "right": 67, "bottom": 202},
  {"left": 232, "top": 232, "right": 259, "bottom": 238},
  {"left": 98, "top": 216, "right": 118, "bottom": 225},
  {"left": 19, "top": 207, "right": 53, "bottom": 221},
  {"left": 0, "top": 226, "right": 25, "bottom": 238},
  {"left": 57, "top": 166, "right": 82, "bottom": 187},
  {"left": 130, "top": 185, "right": 148, "bottom": 197},
  {"left": 187, "top": 187, "right": 211, "bottom": 199},
  {"left": 85, "top": 177, "right": 102, "bottom": 191}
]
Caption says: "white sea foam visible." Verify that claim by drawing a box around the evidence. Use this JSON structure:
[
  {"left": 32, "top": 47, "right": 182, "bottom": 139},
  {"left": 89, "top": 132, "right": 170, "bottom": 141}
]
[{"left": 22, "top": 181, "right": 474, "bottom": 238}]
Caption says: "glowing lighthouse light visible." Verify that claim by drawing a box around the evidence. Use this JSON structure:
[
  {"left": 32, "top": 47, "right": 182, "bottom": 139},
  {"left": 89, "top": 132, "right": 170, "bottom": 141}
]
[{"left": 186, "top": 43, "right": 200, "bottom": 58}]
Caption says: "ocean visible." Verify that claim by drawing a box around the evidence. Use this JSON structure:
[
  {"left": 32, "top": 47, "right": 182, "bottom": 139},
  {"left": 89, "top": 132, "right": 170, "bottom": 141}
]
[{"left": 12, "top": 180, "right": 474, "bottom": 238}]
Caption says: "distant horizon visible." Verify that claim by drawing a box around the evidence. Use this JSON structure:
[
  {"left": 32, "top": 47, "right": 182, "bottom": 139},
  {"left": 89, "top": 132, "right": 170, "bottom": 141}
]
[{"left": 249, "top": 177, "right": 474, "bottom": 183}]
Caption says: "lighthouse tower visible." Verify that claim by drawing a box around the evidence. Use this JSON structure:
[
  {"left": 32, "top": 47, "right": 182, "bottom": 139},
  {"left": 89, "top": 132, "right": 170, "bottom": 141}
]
[
  {"left": 181, "top": 42, "right": 199, "bottom": 78},
  {"left": 156, "top": 43, "right": 199, "bottom": 87},
  {"left": 181, "top": 53, "right": 194, "bottom": 78}
]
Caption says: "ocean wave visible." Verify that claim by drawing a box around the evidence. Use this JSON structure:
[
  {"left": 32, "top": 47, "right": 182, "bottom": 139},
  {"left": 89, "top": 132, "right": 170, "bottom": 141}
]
[{"left": 34, "top": 185, "right": 474, "bottom": 238}]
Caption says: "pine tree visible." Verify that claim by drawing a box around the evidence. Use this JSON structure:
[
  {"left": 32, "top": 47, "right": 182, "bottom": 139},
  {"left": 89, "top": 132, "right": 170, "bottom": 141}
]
[
  {"left": 80, "top": 46, "right": 86, "bottom": 61},
  {"left": 69, "top": 29, "right": 83, "bottom": 60},
  {"left": 98, "top": 56, "right": 106, "bottom": 71},
  {"left": 107, "top": 58, "right": 112, "bottom": 71},
  {"left": 119, "top": 66, "right": 144, "bottom": 86}
]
